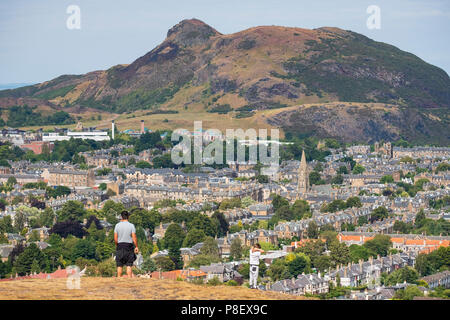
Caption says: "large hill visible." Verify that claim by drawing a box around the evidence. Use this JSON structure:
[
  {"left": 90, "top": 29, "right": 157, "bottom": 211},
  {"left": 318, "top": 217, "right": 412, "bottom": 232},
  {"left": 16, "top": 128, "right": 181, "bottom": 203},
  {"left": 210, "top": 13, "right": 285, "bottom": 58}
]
[{"left": 0, "top": 19, "right": 449, "bottom": 144}]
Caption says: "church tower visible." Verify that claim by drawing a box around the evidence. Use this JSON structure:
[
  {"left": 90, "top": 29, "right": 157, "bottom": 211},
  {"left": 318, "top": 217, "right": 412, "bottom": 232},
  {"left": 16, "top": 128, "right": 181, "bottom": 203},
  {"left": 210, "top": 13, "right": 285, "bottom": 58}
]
[{"left": 297, "top": 150, "right": 309, "bottom": 194}]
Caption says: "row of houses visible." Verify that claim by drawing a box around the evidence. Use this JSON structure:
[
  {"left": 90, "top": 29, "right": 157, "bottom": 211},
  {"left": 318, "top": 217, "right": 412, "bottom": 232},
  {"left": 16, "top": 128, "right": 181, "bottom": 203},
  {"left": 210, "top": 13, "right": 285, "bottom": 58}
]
[
  {"left": 338, "top": 232, "right": 450, "bottom": 254},
  {"left": 269, "top": 252, "right": 416, "bottom": 296}
]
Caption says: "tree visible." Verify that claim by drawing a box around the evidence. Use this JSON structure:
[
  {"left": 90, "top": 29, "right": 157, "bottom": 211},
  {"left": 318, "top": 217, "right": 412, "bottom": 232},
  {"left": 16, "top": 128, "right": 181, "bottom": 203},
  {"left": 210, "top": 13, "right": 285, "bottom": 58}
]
[
  {"left": 101, "top": 200, "right": 124, "bottom": 224},
  {"left": 254, "top": 174, "right": 267, "bottom": 184},
  {"left": 219, "top": 198, "right": 242, "bottom": 210},
  {"left": 135, "top": 131, "right": 162, "bottom": 153},
  {"left": 211, "top": 211, "right": 229, "bottom": 237},
  {"left": 415, "top": 209, "right": 427, "bottom": 229},
  {"left": 363, "top": 234, "right": 392, "bottom": 256},
  {"left": 188, "top": 215, "right": 217, "bottom": 238},
  {"left": 50, "top": 220, "right": 87, "bottom": 238},
  {"left": 129, "top": 208, "right": 161, "bottom": 233},
  {"left": 241, "top": 196, "right": 255, "bottom": 208},
  {"left": 230, "top": 237, "right": 242, "bottom": 261},
  {"left": 259, "top": 260, "right": 267, "bottom": 277},
  {"left": 46, "top": 185, "right": 71, "bottom": 199},
  {"left": 13, "top": 210, "right": 27, "bottom": 233},
  {"left": 163, "top": 223, "right": 186, "bottom": 251},
  {"left": 14, "top": 243, "right": 45, "bottom": 276},
  {"left": 57, "top": 201, "right": 86, "bottom": 223},
  {"left": 358, "top": 216, "right": 368, "bottom": 226},
  {"left": 0, "top": 232, "right": 7, "bottom": 244},
  {"left": 320, "top": 230, "right": 338, "bottom": 246},
  {"left": 380, "top": 175, "right": 394, "bottom": 184},
  {"left": 271, "top": 194, "right": 289, "bottom": 211},
  {"left": 371, "top": 206, "right": 389, "bottom": 222},
  {"left": 307, "top": 221, "right": 319, "bottom": 239},
  {"left": 200, "top": 236, "right": 220, "bottom": 261},
  {"left": 154, "top": 256, "right": 175, "bottom": 271},
  {"left": 188, "top": 254, "right": 214, "bottom": 269},
  {"left": 99, "top": 183, "right": 107, "bottom": 191},
  {"left": 6, "top": 176, "right": 17, "bottom": 186},
  {"left": 288, "top": 255, "right": 309, "bottom": 277},
  {"left": 352, "top": 164, "right": 365, "bottom": 174},
  {"left": 267, "top": 259, "right": 290, "bottom": 281},
  {"left": 168, "top": 247, "right": 183, "bottom": 269},
  {"left": 238, "top": 263, "right": 250, "bottom": 280},
  {"left": 39, "top": 207, "right": 55, "bottom": 228},
  {"left": 29, "top": 230, "right": 40, "bottom": 242},
  {"left": 309, "top": 171, "right": 322, "bottom": 185},
  {"left": 0, "top": 216, "right": 14, "bottom": 233},
  {"left": 8, "top": 243, "right": 25, "bottom": 265},
  {"left": 141, "top": 257, "right": 157, "bottom": 273},
  {"left": 337, "top": 165, "right": 348, "bottom": 174},
  {"left": 95, "top": 241, "right": 114, "bottom": 261},
  {"left": 349, "top": 244, "right": 374, "bottom": 263},
  {"left": 346, "top": 196, "right": 362, "bottom": 208},
  {"left": 331, "top": 174, "right": 343, "bottom": 185},
  {"left": 135, "top": 161, "right": 152, "bottom": 169},
  {"left": 291, "top": 200, "right": 310, "bottom": 220},
  {"left": 393, "top": 220, "right": 413, "bottom": 234},
  {"left": 72, "top": 239, "right": 96, "bottom": 261},
  {"left": 384, "top": 267, "right": 419, "bottom": 286},
  {"left": 276, "top": 205, "right": 293, "bottom": 221},
  {"left": 313, "top": 255, "right": 332, "bottom": 273},
  {"left": 182, "top": 228, "right": 206, "bottom": 248},
  {"left": 329, "top": 241, "right": 350, "bottom": 266},
  {"left": 393, "top": 285, "right": 424, "bottom": 300},
  {"left": 30, "top": 198, "right": 45, "bottom": 210}
]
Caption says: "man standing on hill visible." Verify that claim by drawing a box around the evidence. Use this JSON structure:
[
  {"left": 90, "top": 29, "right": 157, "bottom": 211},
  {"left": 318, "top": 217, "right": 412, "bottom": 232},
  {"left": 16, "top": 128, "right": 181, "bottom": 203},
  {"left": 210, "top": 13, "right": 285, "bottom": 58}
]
[
  {"left": 249, "top": 243, "right": 264, "bottom": 289},
  {"left": 114, "top": 210, "right": 139, "bottom": 278}
]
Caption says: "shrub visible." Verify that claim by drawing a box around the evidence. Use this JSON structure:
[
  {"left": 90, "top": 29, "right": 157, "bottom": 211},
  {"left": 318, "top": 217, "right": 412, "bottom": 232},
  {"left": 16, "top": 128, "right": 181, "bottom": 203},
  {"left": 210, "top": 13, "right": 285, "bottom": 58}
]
[
  {"left": 226, "top": 280, "right": 238, "bottom": 286},
  {"left": 96, "top": 258, "right": 116, "bottom": 277},
  {"left": 207, "top": 276, "right": 221, "bottom": 286}
]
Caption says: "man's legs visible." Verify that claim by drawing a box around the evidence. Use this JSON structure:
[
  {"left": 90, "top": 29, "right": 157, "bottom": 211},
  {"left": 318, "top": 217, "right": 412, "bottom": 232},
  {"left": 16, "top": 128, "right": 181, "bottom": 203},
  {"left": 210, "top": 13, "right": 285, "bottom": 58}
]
[
  {"left": 126, "top": 266, "right": 133, "bottom": 278},
  {"left": 249, "top": 265, "right": 259, "bottom": 289},
  {"left": 117, "top": 266, "right": 123, "bottom": 277}
]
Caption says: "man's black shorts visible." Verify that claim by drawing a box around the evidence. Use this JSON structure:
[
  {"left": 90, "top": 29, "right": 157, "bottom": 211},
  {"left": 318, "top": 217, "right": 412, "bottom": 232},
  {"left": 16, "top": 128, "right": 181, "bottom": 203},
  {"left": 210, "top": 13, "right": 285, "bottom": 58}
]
[{"left": 116, "top": 243, "right": 136, "bottom": 267}]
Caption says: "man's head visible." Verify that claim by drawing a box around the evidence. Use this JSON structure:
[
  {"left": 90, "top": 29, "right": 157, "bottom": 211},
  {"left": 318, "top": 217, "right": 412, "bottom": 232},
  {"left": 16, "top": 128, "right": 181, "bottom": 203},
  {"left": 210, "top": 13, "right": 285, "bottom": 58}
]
[
  {"left": 254, "top": 243, "right": 261, "bottom": 249},
  {"left": 120, "top": 210, "right": 130, "bottom": 220}
]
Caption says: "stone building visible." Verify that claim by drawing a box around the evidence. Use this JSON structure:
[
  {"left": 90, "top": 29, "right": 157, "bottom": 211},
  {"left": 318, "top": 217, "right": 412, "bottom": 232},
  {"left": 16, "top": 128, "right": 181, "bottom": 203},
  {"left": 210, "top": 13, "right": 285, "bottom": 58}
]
[{"left": 41, "top": 168, "right": 95, "bottom": 188}]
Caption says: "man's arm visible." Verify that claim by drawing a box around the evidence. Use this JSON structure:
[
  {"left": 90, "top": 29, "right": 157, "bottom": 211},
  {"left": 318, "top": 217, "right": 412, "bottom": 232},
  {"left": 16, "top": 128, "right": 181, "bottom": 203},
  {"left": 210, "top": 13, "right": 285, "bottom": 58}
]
[
  {"left": 114, "top": 232, "right": 118, "bottom": 245},
  {"left": 132, "top": 232, "right": 138, "bottom": 253}
]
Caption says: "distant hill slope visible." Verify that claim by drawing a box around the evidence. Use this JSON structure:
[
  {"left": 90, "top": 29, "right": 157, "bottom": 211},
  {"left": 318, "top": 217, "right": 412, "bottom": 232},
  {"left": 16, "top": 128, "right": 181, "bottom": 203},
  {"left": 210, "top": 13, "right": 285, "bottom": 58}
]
[
  {"left": 0, "top": 19, "right": 449, "bottom": 144},
  {"left": 0, "top": 277, "right": 311, "bottom": 300}
]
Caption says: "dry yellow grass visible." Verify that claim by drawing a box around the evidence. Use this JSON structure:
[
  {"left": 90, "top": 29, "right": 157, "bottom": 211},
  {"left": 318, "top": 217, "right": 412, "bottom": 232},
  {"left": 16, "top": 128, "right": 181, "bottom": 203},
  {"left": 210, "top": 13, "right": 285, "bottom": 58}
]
[{"left": 0, "top": 277, "right": 314, "bottom": 300}]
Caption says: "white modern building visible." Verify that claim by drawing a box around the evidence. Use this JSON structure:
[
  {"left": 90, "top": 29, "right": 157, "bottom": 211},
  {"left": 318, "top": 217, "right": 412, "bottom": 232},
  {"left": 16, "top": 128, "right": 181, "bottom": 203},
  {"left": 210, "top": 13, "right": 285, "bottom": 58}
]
[{"left": 42, "top": 130, "right": 110, "bottom": 142}]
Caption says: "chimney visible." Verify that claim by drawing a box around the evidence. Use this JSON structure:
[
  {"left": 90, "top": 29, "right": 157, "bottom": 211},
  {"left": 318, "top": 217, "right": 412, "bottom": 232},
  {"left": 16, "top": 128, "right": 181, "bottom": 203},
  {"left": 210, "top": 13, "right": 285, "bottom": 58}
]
[
  {"left": 140, "top": 120, "right": 145, "bottom": 134},
  {"left": 111, "top": 120, "right": 115, "bottom": 140}
]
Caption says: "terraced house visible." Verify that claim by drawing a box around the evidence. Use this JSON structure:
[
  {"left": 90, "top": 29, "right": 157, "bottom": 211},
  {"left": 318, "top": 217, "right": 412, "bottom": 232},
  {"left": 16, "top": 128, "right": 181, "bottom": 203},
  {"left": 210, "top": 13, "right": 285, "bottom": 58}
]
[
  {"left": 325, "top": 253, "right": 413, "bottom": 287},
  {"left": 270, "top": 273, "right": 329, "bottom": 295},
  {"left": 41, "top": 168, "right": 95, "bottom": 188}
]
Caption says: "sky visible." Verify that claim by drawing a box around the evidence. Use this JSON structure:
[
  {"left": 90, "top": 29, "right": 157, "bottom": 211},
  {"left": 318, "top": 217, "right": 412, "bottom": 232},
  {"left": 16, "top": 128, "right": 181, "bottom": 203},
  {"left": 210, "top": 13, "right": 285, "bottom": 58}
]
[{"left": 0, "top": 0, "right": 449, "bottom": 85}]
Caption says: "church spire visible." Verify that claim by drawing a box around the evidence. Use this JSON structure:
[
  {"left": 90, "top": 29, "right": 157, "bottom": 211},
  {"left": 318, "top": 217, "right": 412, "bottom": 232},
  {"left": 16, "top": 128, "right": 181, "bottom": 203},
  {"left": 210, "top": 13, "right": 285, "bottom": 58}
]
[
  {"left": 298, "top": 150, "right": 309, "bottom": 194},
  {"left": 300, "top": 150, "right": 307, "bottom": 169}
]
